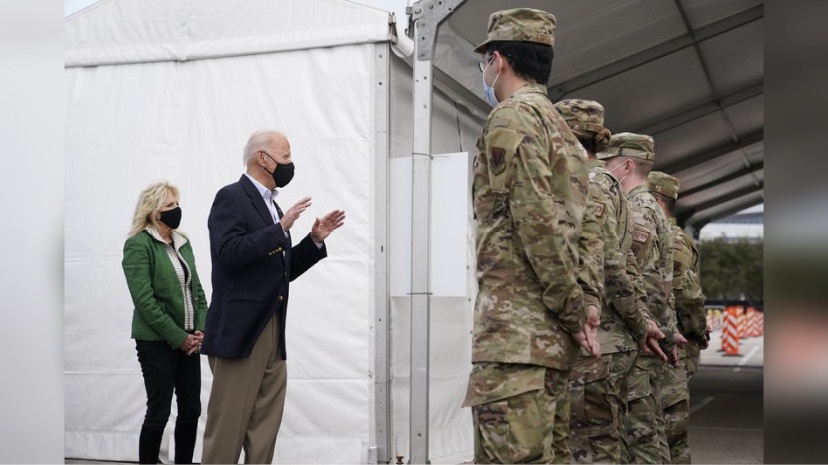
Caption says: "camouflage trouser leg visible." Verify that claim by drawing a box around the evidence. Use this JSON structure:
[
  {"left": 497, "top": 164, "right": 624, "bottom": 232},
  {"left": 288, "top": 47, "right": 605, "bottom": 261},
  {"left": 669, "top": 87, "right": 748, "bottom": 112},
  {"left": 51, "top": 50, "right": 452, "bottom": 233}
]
[
  {"left": 663, "top": 398, "right": 690, "bottom": 464},
  {"left": 684, "top": 354, "right": 699, "bottom": 382},
  {"left": 569, "top": 351, "right": 637, "bottom": 464},
  {"left": 624, "top": 354, "right": 665, "bottom": 464},
  {"left": 662, "top": 358, "right": 689, "bottom": 464},
  {"left": 468, "top": 364, "right": 569, "bottom": 464},
  {"left": 548, "top": 367, "right": 574, "bottom": 464}
]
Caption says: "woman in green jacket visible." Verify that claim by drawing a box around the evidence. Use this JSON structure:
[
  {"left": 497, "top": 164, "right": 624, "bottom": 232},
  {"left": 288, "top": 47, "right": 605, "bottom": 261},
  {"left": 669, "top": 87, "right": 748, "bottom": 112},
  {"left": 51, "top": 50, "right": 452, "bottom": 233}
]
[{"left": 122, "top": 181, "right": 208, "bottom": 464}]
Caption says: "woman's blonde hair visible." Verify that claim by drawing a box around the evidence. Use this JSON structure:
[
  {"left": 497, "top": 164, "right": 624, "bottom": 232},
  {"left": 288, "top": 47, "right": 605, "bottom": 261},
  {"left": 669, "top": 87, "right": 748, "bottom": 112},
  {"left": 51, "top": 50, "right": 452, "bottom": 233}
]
[{"left": 128, "top": 181, "right": 180, "bottom": 237}]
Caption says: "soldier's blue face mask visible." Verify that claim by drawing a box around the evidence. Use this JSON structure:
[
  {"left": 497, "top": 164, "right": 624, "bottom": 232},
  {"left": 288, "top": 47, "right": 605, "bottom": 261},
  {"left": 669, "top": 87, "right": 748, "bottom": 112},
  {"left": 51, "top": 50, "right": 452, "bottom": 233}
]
[{"left": 480, "top": 54, "right": 500, "bottom": 106}]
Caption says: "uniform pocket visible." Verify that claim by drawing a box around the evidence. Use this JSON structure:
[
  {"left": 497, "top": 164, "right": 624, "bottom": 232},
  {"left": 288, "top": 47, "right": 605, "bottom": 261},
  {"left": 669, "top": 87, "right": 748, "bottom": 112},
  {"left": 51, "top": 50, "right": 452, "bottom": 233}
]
[{"left": 463, "top": 363, "right": 546, "bottom": 407}]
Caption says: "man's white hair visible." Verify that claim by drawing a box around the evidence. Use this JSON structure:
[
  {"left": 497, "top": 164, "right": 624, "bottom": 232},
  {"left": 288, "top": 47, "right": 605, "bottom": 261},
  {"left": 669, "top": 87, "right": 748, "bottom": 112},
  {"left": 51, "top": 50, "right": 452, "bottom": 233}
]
[{"left": 242, "top": 130, "right": 285, "bottom": 165}]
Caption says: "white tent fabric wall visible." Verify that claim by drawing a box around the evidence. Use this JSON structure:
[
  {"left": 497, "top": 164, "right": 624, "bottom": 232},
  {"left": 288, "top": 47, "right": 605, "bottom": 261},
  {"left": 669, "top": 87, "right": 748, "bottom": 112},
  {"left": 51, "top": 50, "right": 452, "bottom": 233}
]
[
  {"left": 65, "top": 0, "right": 485, "bottom": 463},
  {"left": 65, "top": 45, "right": 378, "bottom": 463},
  {"left": 65, "top": 0, "right": 387, "bottom": 463}
]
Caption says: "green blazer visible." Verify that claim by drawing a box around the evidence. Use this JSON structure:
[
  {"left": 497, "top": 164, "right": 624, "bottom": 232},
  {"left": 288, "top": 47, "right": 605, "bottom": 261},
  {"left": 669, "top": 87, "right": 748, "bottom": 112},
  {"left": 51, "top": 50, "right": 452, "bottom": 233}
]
[{"left": 122, "top": 229, "right": 208, "bottom": 348}]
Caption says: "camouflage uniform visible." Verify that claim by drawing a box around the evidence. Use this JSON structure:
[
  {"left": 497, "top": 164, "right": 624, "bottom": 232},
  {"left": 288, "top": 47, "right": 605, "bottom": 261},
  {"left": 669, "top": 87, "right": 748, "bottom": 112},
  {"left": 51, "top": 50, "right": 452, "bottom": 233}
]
[
  {"left": 649, "top": 172, "right": 707, "bottom": 464},
  {"left": 554, "top": 100, "right": 650, "bottom": 464},
  {"left": 669, "top": 222, "right": 706, "bottom": 382},
  {"left": 464, "top": 10, "right": 591, "bottom": 464},
  {"left": 598, "top": 133, "right": 676, "bottom": 464}
]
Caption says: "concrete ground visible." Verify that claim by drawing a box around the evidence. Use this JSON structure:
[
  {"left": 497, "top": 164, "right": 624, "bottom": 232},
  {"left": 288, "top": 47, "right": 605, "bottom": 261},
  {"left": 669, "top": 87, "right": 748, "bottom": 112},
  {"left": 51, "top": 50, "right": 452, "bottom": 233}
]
[
  {"left": 66, "top": 331, "right": 765, "bottom": 464},
  {"left": 688, "top": 364, "right": 763, "bottom": 464},
  {"left": 686, "top": 329, "right": 764, "bottom": 464}
]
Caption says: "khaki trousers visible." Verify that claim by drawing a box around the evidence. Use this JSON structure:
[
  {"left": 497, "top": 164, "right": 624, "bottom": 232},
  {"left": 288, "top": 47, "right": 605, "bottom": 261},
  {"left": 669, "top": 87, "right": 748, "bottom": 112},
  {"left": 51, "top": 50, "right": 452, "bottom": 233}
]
[{"left": 201, "top": 314, "right": 287, "bottom": 464}]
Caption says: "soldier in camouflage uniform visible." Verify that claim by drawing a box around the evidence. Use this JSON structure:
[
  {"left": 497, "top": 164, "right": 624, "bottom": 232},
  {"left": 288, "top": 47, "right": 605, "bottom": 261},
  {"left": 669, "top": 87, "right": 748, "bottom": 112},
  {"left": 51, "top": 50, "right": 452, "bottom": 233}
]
[
  {"left": 462, "top": 9, "right": 598, "bottom": 464},
  {"left": 598, "top": 133, "right": 678, "bottom": 463},
  {"left": 554, "top": 100, "right": 667, "bottom": 464},
  {"left": 649, "top": 171, "right": 708, "bottom": 464},
  {"left": 647, "top": 174, "right": 709, "bottom": 382}
]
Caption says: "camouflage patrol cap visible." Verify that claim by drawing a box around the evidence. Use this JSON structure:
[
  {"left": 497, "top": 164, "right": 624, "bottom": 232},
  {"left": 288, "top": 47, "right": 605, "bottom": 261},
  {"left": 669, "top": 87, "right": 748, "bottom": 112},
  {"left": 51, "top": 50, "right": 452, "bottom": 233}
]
[
  {"left": 648, "top": 171, "right": 680, "bottom": 200},
  {"left": 553, "top": 99, "right": 607, "bottom": 135},
  {"left": 474, "top": 8, "right": 556, "bottom": 54},
  {"left": 596, "top": 132, "right": 655, "bottom": 161}
]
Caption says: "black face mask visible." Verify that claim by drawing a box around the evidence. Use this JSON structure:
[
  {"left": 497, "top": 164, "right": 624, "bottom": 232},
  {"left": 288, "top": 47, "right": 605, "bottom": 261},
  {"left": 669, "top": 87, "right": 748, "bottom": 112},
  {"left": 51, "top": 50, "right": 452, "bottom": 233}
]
[
  {"left": 159, "top": 206, "right": 182, "bottom": 229},
  {"left": 271, "top": 162, "right": 295, "bottom": 188}
]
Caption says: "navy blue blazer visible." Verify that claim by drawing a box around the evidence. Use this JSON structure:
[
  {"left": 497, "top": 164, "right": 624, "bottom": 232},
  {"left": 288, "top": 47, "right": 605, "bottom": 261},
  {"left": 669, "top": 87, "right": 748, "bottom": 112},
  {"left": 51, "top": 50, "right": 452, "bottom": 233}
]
[{"left": 201, "top": 174, "right": 326, "bottom": 359}]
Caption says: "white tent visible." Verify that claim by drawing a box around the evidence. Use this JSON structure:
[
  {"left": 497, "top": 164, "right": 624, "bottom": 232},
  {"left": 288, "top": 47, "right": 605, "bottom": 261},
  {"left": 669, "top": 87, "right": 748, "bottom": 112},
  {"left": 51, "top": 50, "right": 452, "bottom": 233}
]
[{"left": 64, "top": 0, "right": 484, "bottom": 463}]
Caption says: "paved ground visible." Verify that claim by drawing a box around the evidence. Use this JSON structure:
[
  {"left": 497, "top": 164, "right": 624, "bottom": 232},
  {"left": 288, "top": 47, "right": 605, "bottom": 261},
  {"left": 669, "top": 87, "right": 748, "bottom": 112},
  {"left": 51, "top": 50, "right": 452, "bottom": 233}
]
[
  {"left": 688, "top": 366, "right": 763, "bottom": 464},
  {"left": 67, "top": 332, "right": 765, "bottom": 464},
  {"left": 686, "top": 330, "right": 764, "bottom": 464}
]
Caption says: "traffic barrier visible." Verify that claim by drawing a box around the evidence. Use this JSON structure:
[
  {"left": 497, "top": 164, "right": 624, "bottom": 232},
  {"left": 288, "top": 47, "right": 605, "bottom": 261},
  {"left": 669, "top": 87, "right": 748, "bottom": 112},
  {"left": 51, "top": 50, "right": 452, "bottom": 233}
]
[
  {"left": 746, "top": 307, "right": 759, "bottom": 337},
  {"left": 713, "top": 308, "right": 723, "bottom": 331},
  {"left": 757, "top": 311, "right": 764, "bottom": 336},
  {"left": 721, "top": 306, "right": 741, "bottom": 355},
  {"left": 738, "top": 306, "right": 746, "bottom": 339}
]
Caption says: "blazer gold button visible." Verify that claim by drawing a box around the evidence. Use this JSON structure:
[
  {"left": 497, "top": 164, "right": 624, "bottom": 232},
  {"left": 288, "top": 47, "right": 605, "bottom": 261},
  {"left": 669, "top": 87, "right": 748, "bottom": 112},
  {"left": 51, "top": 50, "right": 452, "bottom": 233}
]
[
  {"left": 278, "top": 295, "right": 284, "bottom": 301},
  {"left": 276, "top": 247, "right": 283, "bottom": 252}
]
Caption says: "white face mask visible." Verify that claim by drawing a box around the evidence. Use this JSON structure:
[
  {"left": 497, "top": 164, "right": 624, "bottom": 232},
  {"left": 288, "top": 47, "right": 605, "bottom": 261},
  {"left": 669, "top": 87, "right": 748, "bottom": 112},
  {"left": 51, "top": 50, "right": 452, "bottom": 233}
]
[
  {"left": 481, "top": 55, "right": 501, "bottom": 106},
  {"left": 608, "top": 160, "right": 629, "bottom": 185}
]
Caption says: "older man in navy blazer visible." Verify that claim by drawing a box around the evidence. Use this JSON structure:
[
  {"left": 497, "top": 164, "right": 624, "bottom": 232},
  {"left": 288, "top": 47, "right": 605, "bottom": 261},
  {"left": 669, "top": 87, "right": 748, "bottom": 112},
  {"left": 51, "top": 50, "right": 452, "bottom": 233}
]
[{"left": 201, "top": 129, "right": 345, "bottom": 464}]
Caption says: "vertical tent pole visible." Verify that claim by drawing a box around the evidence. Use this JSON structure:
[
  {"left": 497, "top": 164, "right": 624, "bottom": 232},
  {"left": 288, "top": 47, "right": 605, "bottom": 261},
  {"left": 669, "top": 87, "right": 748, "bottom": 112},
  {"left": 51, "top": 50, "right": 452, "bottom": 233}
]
[
  {"left": 407, "top": 1, "right": 467, "bottom": 463},
  {"left": 373, "top": 41, "right": 391, "bottom": 465}
]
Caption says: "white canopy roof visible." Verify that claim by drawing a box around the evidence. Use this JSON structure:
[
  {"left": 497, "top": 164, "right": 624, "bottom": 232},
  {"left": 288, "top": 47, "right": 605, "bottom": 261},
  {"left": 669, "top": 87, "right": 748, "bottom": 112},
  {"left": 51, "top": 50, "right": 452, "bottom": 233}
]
[{"left": 65, "top": 0, "right": 392, "bottom": 67}]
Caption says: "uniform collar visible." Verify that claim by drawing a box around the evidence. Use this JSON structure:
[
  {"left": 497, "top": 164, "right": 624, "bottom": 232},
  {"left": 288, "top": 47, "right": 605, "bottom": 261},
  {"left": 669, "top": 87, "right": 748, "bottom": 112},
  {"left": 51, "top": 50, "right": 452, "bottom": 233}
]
[
  {"left": 588, "top": 158, "right": 606, "bottom": 169},
  {"left": 511, "top": 82, "right": 548, "bottom": 98}
]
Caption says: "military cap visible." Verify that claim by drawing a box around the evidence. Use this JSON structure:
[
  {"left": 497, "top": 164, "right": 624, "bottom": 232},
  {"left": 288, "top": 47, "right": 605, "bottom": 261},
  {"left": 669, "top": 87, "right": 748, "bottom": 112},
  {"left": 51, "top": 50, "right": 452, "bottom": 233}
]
[
  {"left": 596, "top": 132, "right": 655, "bottom": 161},
  {"left": 648, "top": 171, "right": 680, "bottom": 200},
  {"left": 474, "top": 8, "right": 556, "bottom": 54},
  {"left": 554, "top": 99, "right": 607, "bottom": 135}
]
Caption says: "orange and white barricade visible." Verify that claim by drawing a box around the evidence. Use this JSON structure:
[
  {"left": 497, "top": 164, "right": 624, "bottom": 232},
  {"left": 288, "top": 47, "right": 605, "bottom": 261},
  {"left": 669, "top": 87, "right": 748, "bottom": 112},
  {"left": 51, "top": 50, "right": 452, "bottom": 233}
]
[
  {"left": 757, "top": 311, "right": 764, "bottom": 336},
  {"left": 738, "top": 306, "right": 746, "bottom": 339},
  {"left": 709, "top": 308, "right": 723, "bottom": 331},
  {"left": 721, "top": 306, "right": 741, "bottom": 355},
  {"left": 745, "top": 307, "right": 759, "bottom": 337}
]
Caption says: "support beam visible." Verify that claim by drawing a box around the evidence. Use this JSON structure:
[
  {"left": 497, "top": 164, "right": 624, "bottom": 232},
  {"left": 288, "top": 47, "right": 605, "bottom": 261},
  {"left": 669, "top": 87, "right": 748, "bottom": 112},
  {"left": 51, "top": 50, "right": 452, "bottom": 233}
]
[
  {"left": 632, "top": 80, "right": 763, "bottom": 136},
  {"left": 548, "top": 5, "right": 763, "bottom": 100},
  {"left": 660, "top": 130, "right": 763, "bottom": 174},
  {"left": 409, "top": 0, "right": 466, "bottom": 62},
  {"left": 687, "top": 195, "right": 764, "bottom": 231},
  {"left": 680, "top": 160, "right": 763, "bottom": 197},
  {"left": 677, "top": 183, "right": 763, "bottom": 225}
]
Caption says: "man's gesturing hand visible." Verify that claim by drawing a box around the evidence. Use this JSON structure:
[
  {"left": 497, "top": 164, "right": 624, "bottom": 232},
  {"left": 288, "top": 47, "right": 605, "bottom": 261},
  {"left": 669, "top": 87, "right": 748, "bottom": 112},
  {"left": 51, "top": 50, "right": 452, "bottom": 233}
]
[
  {"left": 280, "top": 196, "right": 312, "bottom": 231},
  {"left": 310, "top": 209, "right": 346, "bottom": 243}
]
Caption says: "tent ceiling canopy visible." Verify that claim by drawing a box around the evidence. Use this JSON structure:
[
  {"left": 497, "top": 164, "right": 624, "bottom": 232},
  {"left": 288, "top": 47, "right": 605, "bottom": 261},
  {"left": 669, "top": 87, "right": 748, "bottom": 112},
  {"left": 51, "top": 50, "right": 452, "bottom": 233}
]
[{"left": 433, "top": 0, "right": 764, "bottom": 230}]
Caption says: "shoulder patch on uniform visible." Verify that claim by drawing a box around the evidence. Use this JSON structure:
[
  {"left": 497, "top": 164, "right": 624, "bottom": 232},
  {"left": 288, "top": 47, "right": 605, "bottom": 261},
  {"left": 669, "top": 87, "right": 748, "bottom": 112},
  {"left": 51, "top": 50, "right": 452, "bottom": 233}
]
[
  {"left": 632, "top": 228, "right": 650, "bottom": 243},
  {"left": 491, "top": 116, "right": 512, "bottom": 128},
  {"left": 593, "top": 201, "right": 606, "bottom": 219},
  {"left": 490, "top": 147, "right": 506, "bottom": 175}
]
